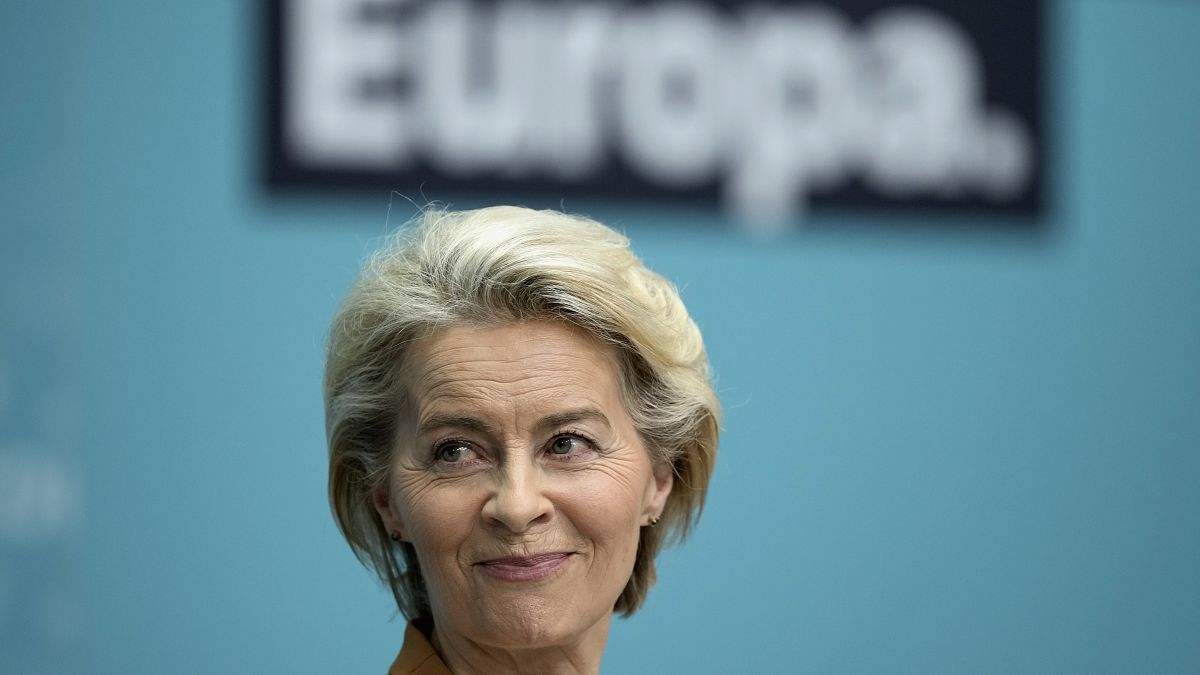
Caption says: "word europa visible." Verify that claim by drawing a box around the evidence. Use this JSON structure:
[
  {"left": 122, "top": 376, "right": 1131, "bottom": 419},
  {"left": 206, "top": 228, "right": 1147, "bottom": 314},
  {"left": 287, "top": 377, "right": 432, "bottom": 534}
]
[{"left": 286, "top": 0, "right": 1033, "bottom": 220}]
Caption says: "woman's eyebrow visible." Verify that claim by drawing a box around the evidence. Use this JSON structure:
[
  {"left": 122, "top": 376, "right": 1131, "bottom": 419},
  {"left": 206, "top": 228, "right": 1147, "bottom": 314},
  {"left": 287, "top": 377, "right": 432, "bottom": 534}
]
[
  {"left": 417, "top": 408, "right": 612, "bottom": 437},
  {"left": 416, "top": 414, "right": 496, "bottom": 437},
  {"left": 536, "top": 408, "right": 612, "bottom": 432}
]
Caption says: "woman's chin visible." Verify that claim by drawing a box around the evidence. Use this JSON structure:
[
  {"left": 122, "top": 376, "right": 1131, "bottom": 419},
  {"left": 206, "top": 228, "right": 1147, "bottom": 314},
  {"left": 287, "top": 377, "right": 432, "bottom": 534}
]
[{"left": 460, "top": 583, "right": 611, "bottom": 648}]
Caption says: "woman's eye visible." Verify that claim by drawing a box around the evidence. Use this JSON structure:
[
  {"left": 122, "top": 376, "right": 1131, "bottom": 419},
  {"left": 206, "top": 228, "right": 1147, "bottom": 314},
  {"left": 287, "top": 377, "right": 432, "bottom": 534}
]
[
  {"left": 436, "top": 442, "right": 472, "bottom": 463},
  {"left": 549, "top": 435, "right": 589, "bottom": 456}
]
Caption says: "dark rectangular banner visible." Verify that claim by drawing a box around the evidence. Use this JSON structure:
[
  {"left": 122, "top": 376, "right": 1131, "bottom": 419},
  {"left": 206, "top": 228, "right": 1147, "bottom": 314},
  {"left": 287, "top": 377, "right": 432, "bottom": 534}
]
[{"left": 264, "top": 0, "right": 1043, "bottom": 222}]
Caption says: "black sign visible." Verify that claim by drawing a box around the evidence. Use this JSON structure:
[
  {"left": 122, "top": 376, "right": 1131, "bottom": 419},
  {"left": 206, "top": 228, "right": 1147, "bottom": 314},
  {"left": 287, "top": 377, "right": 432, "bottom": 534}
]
[{"left": 264, "top": 0, "right": 1043, "bottom": 221}]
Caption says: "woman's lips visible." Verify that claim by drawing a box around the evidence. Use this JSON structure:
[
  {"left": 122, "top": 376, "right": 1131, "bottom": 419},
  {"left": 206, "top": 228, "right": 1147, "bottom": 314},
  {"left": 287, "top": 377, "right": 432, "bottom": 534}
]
[{"left": 476, "top": 553, "right": 575, "bottom": 582}]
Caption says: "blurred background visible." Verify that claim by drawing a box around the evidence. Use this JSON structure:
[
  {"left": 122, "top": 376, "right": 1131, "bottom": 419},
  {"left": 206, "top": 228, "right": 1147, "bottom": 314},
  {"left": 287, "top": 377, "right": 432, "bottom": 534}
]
[{"left": 2, "top": 1, "right": 1197, "bottom": 673}]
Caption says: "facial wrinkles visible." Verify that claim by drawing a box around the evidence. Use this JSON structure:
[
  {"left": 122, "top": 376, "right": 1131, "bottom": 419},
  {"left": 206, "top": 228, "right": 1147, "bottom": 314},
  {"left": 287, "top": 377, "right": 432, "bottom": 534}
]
[
  {"left": 407, "top": 328, "right": 627, "bottom": 463},
  {"left": 382, "top": 321, "right": 658, "bottom": 653},
  {"left": 418, "top": 351, "right": 604, "bottom": 422},
  {"left": 413, "top": 328, "right": 638, "bottom": 495}
]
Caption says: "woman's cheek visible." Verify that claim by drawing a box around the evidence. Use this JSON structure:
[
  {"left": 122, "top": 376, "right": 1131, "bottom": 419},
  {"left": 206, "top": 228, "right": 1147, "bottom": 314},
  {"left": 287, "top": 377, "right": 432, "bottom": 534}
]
[
  {"left": 407, "top": 484, "right": 474, "bottom": 536},
  {"left": 570, "top": 459, "right": 649, "bottom": 519},
  {"left": 561, "top": 475, "right": 644, "bottom": 551}
]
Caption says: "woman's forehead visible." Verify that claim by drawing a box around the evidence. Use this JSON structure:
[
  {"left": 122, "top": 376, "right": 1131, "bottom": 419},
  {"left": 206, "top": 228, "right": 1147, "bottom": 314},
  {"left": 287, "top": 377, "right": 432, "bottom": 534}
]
[
  {"left": 403, "top": 320, "right": 626, "bottom": 419},
  {"left": 410, "top": 321, "right": 614, "bottom": 376}
]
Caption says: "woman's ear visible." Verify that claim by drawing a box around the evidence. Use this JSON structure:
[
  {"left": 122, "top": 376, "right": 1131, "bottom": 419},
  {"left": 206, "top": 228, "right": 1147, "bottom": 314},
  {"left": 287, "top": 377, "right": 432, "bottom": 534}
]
[
  {"left": 644, "top": 461, "right": 674, "bottom": 523},
  {"left": 371, "top": 485, "right": 406, "bottom": 542}
]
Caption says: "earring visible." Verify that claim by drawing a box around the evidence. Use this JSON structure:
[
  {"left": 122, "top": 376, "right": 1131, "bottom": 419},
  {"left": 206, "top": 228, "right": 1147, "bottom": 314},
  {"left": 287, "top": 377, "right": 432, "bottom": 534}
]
[
  {"left": 389, "top": 532, "right": 402, "bottom": 542},
  {"left": 649, "top": 516, "right": 659, "bottom": 527}
]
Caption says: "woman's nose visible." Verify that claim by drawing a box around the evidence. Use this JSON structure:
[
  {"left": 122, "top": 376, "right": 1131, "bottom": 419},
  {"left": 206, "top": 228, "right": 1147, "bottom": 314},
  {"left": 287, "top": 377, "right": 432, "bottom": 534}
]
[{"left": 481, "top": 461, "right": 553, "bottom": 533}]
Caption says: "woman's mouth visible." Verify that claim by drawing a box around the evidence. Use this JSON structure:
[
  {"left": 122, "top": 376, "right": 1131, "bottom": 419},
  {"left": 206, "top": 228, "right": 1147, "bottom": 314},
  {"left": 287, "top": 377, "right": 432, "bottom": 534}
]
[{"left": 476, "top": 553, "right": 575, "bottom": 582}]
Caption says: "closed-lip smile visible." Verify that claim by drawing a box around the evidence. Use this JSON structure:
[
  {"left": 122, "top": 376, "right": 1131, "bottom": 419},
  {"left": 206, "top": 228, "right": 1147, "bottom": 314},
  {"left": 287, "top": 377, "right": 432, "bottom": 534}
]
[{"left": 476, "top": 552, "right": 575, "bottom": 582}]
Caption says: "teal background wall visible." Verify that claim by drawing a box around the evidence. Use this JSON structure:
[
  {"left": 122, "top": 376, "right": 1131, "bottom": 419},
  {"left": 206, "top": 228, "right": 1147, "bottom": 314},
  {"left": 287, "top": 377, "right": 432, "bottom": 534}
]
[{"left": 3, "top": 1, "right": 1198, "bottom": 673}]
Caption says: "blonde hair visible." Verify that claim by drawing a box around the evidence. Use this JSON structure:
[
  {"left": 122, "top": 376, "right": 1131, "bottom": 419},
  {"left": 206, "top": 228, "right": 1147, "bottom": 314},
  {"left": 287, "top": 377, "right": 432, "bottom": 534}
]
[{"left": 325, "top": 206, "right": 720, "bottom": 618}]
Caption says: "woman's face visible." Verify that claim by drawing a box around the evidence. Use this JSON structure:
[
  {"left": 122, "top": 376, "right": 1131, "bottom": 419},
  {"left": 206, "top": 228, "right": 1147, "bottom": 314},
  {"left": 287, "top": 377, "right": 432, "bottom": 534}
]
[{"left": 373, "top": 320, "right": 672, "bottom": 648}]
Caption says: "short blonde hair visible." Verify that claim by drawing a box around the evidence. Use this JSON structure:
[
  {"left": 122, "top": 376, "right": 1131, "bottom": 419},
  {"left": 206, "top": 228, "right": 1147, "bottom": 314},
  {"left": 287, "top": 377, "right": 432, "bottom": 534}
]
[{"left": 325, "top": 206, "right": 720, "bottom": 618}]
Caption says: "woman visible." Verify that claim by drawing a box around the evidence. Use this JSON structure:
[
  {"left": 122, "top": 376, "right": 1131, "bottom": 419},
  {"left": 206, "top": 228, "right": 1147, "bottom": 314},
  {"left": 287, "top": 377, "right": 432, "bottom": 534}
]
[{"left": 325, "top": 206, "right": 721, "bottom": 674}]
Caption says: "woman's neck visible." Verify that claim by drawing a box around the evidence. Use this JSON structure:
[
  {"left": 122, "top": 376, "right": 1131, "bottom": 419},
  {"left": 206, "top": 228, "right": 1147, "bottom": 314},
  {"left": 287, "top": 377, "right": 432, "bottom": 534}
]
[{"left": 430, "top": 612, "right": 612, "bottom": 675}]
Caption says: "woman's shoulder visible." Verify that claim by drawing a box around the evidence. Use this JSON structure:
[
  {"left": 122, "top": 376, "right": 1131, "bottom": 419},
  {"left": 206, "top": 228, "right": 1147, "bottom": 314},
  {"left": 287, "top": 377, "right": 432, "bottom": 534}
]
[{"left": 387, "top": 620, "right": 452, "bottom": 675}]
